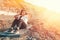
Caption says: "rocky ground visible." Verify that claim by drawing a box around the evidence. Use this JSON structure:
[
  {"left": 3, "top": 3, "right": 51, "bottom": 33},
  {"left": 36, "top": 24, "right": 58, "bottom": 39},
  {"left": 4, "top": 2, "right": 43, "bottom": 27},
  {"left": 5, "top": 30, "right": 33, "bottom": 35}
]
[{"left": 0, "top": 15, "right": 60, "bottom": 40}]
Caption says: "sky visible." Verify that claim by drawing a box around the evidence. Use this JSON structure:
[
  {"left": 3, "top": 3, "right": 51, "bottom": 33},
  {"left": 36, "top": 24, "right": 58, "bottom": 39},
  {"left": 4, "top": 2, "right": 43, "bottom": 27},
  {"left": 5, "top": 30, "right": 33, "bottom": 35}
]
[{"left": 25, "top": 0, "right": 60, "bottom": 12}]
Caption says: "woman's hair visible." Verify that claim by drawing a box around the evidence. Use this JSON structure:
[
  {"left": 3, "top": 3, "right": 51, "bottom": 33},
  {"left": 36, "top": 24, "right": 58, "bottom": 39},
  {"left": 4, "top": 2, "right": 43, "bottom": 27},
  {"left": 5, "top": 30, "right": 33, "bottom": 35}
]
[
  {"left": 20, "top": 10, "right": 27, "bottom": 15},
  {"left": 20, "top": 10, "right": 24, "bottom": 15}
]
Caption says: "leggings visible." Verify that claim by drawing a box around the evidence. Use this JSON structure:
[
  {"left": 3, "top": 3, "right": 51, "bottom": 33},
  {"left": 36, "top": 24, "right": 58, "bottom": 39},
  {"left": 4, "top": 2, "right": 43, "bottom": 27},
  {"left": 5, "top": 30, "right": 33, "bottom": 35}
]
[{"left": 11, "top": 19, "right": 27, "bottom": 29}]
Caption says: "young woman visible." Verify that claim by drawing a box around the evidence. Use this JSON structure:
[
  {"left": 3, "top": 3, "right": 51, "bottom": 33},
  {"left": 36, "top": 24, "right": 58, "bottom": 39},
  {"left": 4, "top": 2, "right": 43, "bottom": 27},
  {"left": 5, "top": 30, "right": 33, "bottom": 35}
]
[{"left": 10, "top": 10, "right": 28, "bottom": 33}]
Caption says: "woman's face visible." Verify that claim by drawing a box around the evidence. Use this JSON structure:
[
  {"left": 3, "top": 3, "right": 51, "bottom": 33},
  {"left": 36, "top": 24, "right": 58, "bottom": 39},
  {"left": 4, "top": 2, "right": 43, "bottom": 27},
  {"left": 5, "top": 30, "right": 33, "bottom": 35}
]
[{"left": 21, "top": 11, "right": 26, "bottom": 16}]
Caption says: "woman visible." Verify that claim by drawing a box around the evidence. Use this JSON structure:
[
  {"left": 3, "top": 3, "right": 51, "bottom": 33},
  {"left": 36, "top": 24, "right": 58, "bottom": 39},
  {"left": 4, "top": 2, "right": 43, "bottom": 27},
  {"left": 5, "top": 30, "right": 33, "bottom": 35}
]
[{"left": 10, "top": 10, "right": 28, "bottom": 33}]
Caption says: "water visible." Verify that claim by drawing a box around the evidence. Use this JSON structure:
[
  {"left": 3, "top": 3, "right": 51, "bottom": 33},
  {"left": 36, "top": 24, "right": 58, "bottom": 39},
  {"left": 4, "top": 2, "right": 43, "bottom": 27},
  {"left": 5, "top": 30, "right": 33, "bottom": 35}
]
[
  {"left": 0, "top": 37, "right": 21, "bottom": 40},
  {"left": 0, "top": 29, "right": 28, "bottom": 40}
]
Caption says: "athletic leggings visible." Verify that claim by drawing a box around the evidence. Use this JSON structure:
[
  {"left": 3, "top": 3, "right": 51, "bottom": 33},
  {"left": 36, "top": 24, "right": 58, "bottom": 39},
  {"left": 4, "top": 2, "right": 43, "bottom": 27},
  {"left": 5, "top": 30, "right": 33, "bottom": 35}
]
[{"left": 11, "top": 19, "right": 27, "bottom": 29}]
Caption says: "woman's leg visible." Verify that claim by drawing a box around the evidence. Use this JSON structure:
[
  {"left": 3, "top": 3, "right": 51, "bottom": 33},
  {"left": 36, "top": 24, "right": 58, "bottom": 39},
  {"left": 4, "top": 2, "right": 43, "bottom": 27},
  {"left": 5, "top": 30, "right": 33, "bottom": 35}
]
[
  {"left": 11, "top": 19, "right": 17, "bottom": 28},
  {"left": 10, "top": 19, "right": 18, "bottom": 32},
  {"left": 19, "top": 21, "right": 27, "bottom": 29}
]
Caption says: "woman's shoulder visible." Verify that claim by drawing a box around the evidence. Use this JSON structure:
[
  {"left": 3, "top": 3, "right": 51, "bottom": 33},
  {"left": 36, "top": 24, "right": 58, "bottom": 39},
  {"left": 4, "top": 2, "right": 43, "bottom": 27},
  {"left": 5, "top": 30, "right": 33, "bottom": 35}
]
[{"left": 23, "top": 15, "right": 28, "bottom": 18}]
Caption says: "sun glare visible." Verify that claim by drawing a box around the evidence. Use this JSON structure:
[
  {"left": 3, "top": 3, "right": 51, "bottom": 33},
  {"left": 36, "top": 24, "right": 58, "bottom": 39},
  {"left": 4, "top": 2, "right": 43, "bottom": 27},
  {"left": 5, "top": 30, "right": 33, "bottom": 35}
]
[
  {"left": 25, "top": 0, "right": 60, "bottom": 12},
  {"left": 24, "top": 0, "right": 60, "bottom": 31}
]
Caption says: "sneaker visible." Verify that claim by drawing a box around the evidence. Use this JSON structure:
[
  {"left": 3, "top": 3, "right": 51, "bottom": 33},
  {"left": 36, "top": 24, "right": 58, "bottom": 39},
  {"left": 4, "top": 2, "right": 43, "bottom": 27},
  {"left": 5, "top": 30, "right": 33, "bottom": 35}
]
[
  {"left": 17, "top": 27, "right": 20, "bottom": 30},
  {"left": 10, "top": 30, "right": 15, "bottom": 33},
  {"left": 15, "top": 30, "right": 19, "bottom": 34}
]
